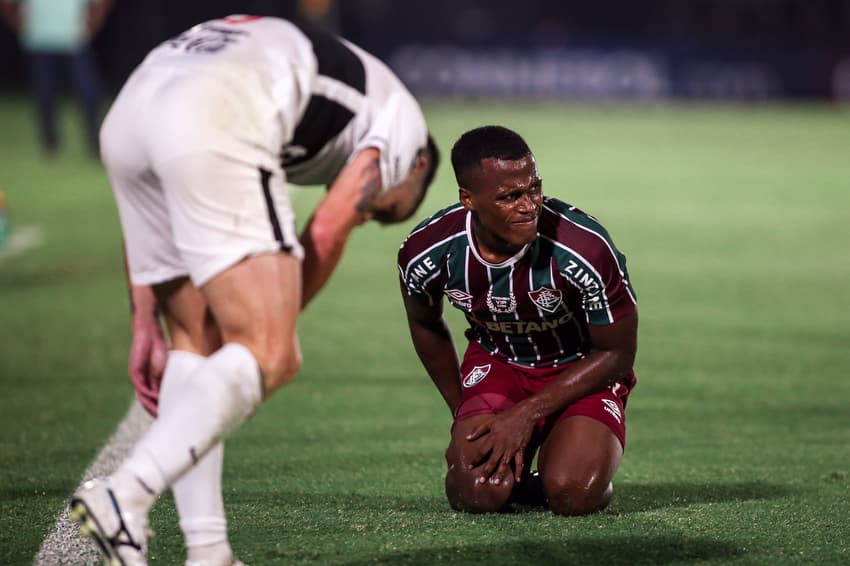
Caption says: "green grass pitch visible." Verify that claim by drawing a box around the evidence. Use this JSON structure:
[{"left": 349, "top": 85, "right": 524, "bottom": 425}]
[{"left": 1, "top": 94, "right": 849, "bottom": 564}]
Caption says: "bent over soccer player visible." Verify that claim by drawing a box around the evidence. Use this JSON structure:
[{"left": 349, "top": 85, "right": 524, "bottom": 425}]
[
  {"left": 70, "top": 15, "right": 439, "bottom": 566},
  {"left": 398, "top": 125, "right": 637, "bottom": 515}
]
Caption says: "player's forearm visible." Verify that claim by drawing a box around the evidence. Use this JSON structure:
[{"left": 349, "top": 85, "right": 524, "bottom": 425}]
[
  {"left": 298, "top": 217, "right": 349, "bottom": 309},
  {"left": 297, "top": 175, "right": 366, "bottom": 308},
  {"left": 522, "top": 348, "right": 634, "bottom": 422},
  {"left": 521, "top": 310, "right": 638, "bottom": 420},
  {"left": 130, "top": 284, "right": 159, "bottom": 321},
  {"left": 299, "top": 151, "right": 379, "bottom": 309},
  {"left": 122, "top": 250, "right": 158, "bottom": 322},
  {"left": 410, "top": 321, "right": 462, "bottom": 414}
]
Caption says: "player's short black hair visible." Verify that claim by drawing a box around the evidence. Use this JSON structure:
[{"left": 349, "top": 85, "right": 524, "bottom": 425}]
[{"left": 451, "top": 125, "right": 532, "bottom": 189}]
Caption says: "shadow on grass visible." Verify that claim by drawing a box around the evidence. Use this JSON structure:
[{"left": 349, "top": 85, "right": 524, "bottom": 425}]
[
  {"left": 338, "top": 536, "right": 742, "bottom": 565},
  {"left": 611, "top": 481, "right": 791, "bottom": 514},
  {"left": 233, "top": 479, "right": 791, "bottom": 518},
  {"left": 231, "top": 488, "right": 757, "bottom": 564},
  {"left": 231, "top": 489, "right": 446, "bottom": 514}
]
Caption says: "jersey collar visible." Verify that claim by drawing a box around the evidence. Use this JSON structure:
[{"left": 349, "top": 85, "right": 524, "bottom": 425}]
[{"left": 465, "top": 210, "right": 531, "bottom": 268}]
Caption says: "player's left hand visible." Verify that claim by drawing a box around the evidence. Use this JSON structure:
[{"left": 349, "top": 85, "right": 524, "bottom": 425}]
[
  {"left": 128, "top": 310, "right": 168, "bottom": 416},
  {"left": 465, "top": 406, "right": 537, "bottom": 485}
]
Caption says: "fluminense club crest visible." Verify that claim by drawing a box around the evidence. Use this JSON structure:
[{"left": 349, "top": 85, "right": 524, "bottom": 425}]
[
  {"left": 462, "top": 364, "right": 491, "bottom": 388},
  {"left": 528, "top": 287, "right": 563, "bottom": 313}
]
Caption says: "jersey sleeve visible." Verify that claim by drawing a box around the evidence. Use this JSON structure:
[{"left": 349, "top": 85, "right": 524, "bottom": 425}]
[
  {"left": 354, "top": 91, "right": 428, "bottom": 192},
  {"left": 398, "top": 222, "right": 447, "bottom": 305},
  {"left": 593, "top": 247, "right": 637, "bottom": 324},
  {"left": 397, "top": 232, "right": 445, "bottom": 307},
  {"left": 552, "top": 211, "right": 637, "bottom": 326}
]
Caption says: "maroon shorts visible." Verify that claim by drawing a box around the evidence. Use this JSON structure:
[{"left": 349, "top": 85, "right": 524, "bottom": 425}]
[{"left": 455, "top": 341, "right": 636, "bottom": 448}]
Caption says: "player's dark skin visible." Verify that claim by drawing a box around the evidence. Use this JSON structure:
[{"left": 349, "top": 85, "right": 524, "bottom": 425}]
[{"left": 404, "top": 154, "right": 638, "bottom": 515}]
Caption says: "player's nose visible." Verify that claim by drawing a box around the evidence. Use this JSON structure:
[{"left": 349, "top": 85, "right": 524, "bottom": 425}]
[{"left": 517, "top": 193, "right": 538, "bottom": 214}]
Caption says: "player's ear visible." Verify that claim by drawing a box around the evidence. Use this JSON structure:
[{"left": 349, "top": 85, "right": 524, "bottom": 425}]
[
  {"left": 413, "top": 151, "right": 428, "bottom": 173},
  {"left": 459, "top": 186, "right": 474, "bottom": 211}
]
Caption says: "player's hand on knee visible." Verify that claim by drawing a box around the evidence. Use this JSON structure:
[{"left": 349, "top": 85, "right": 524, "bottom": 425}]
[
  {"left": 472, "top": 447, "right": 514, "bottom": 486},
  {"left": 466, "top": 409, "right": 534, "bottom": 485},
  {"left": 465, "top": 434, "right": 494, "bottom": 476},
  {"left": 463, "top": 424, "right": 510, "bottom": 485}
]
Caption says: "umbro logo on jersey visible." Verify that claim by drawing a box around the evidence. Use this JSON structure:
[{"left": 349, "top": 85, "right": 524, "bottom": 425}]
[
  {"left": 528, "top": 287, "right": 563, "bottom": 313},
  {"left": 444, "top": 289, "right": 473, "bottom": 310},
  {"left": 462, "top": 364, "right": 491, "bottom": 388},
  {"left": 601, "top": 399, "right": 622, "bottom": 424}
]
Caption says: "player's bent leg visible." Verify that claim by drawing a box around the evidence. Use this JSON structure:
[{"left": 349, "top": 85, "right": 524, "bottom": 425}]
[
  {"left": 538, "top": 415, "right": 623, "bottom": 516},
  {"left": 114, "top": 341, "right": 265, "bottom": 497},
  {"left": 77, "top": 339, "right": 264, "bottom": 565},
  {"left": 104, "top": 252, "right": 300, "bottom": 513},
  {"left": 154, "top": 276, "right": 223, "bottom": 355},
  {"left": 444, "top": 415, "right": 515, "bottom": 513},
  {"left": 159, "top": 351, "right": 237, "bottom": 565},
  {"left": 201, "top": 252, "right": 302, "bottom": 396}
]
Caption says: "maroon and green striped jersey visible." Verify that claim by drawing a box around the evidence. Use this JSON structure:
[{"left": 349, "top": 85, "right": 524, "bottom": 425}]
[{"left": 397, "top": 197, "right": 637, "bottom": 368}]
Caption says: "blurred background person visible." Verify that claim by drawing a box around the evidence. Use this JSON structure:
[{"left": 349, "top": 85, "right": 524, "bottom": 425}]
[
  {"left": 0, "top": 0, "right": 111, "bottom": 156},
  {"left": 296, "top": 0, "right": 339, "bottom": 33}
]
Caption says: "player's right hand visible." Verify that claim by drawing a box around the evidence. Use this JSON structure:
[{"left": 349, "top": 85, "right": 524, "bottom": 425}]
[
  {"left": 128, "top": 311, "right": 168, "bottom": 417},
  {"left": 465, "top": 405, "right": 537, "bottom": 485}
]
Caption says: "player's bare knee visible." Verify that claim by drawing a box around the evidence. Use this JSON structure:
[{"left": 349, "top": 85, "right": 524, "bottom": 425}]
[
  {"left": 257, "top": 347, "right": 302, "bottom": 393},
  {"left": 543, "top": 474, "right": 612, "bottom": 516},
  {"left": 445, "top": 464, "right": 513, "bottom": 513}
]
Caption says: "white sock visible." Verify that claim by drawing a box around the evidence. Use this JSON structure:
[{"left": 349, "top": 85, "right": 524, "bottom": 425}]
[
  {"left": 114, "top": 343, "right": 263, "bottom": 512},
  {"left": 175, "top": 444, "right": 229, "bottom": 551},
  {"left": 184, "top": 539, "right": 234, "bottom": 565},
  {"left": 158, "top": 352, "right": 232, "bottom": 552}
]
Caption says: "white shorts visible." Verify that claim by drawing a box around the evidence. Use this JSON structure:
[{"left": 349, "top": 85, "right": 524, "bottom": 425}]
[{"left": 101, "top": 64, "right": 303, "bottom": 287}]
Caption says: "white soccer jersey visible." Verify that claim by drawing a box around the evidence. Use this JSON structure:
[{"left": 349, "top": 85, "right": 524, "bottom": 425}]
[
  {"left": 138, "top": 15, "right": 428, "bottom": 191},
  {"left": 101, "top": 16, "right": 428, "bottom": 287}
]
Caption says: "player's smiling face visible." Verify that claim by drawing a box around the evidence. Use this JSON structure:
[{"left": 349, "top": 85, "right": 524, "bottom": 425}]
[{"left": 460, "top": 154, "right": 543, "bottom": 262}]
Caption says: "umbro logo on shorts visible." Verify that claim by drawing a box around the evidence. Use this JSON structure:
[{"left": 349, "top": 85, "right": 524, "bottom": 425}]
[
  {"left": 462, "top": 364, "right": 491, "bottom": 388},
  {"left": 601, "top": 399, "right": 622, "bottom": 424}
]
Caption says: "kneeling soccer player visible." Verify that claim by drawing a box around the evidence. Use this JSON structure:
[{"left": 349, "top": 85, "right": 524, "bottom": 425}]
[{"left": 397, "top": 125, "right": 638, "bottom": 514}]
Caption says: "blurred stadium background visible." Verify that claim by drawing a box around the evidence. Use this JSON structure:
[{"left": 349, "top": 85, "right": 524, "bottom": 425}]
[
  {"left": 1, "top": 2, "right": 849, "bottom": 565},
  {"left": 2, "top": 0, "right": 850, "bottom": 101}
]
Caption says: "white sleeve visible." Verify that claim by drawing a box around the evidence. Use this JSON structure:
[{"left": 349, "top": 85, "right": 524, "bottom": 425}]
[{"left": 354, "top": 91, "right": 428, "bottom": 192}]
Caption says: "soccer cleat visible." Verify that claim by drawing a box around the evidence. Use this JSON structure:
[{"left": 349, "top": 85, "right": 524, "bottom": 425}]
[{"left": 70, "top": 478, "right": 151, "bottom": 566}]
